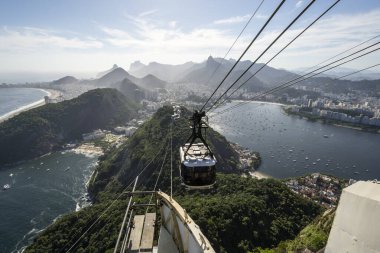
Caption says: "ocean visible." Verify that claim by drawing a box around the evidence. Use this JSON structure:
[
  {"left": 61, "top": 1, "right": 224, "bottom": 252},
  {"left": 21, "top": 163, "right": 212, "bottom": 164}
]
[
  {"left": 0, "top": 88, "right": 48, "bottom": 121},
  {"left": 0, "top": 88, "right": 98, "bottom": 252},
  {"left": 210, "top": 101, "right": 380, "bottom": 180},
  {"left": 0, "top": 152, "right": 98, "bottom": 253}
]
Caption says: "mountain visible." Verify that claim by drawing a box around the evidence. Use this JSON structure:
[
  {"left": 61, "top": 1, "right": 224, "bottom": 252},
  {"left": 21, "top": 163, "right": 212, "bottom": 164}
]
[
  {"left": 129, "top": 60, "right": 145, "bottom": 73},
  {"left": 296, "top": 76, "right": 380, "bottom": 96},
  {"left": 111, "top": 78, "right": 146, "bottom": 103},
  {"left": 95, "top": 67, "right": 167, "bottom": 91},
  {"left": 51, "top": 76, "right": 78, "bottom": 85},
  {"left": 88, "top": 106, "right": 240, "bottom": 199},
  {"left": 129, "top": 60, "right": 197, "bottom": 82},
  {"left": 95, "top": 67, "right": 129, "bottom": 87},
  {"left": 133, "top": 74, "right": 167, "bottom": 90},
  {"left": 181, "top": 56, "right": 226, "bottom": 85},
  {"left": 25, "top": 106, "right": 322, "bottom": 253},
  {"left": 182, "top": 56, "right": 268, "bottom": 91},
  {"left": 127, "top": 56, "right": 299, "bottom": 87},
  {"left": 0, "top": 88, "right": 137, "bottom": 166},
  {"left": 96, "top": 64, "right": 119, "bottom": 78},
  {"left": 295, "top": 66, "right": 380, "bottom": 81},
  {"left": 178, "top": 56, "right": 297, "bottom": 90}
]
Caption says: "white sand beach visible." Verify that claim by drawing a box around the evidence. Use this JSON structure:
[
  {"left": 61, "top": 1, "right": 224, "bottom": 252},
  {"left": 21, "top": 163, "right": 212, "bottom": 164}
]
[
  {"left": 0, "top": 88, "right": 62, "bottom": 123},
  {"left": 249, "top": 171, "right": 272, "bottom": 179}
]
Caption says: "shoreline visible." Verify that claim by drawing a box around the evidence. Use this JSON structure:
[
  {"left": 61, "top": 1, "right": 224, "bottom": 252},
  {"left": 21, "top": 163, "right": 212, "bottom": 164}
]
[
  {"left": 249, "top": 171, "right": 272, "bottom": 179},
  {"left": 284, "top": 107, "right": 380, "bottom": 134},
  {"left": 232, "top": 99, "right": 286, "bottom": 107},
  {"left": 0, "top": 88, "right": 62, "bottom": 123}
]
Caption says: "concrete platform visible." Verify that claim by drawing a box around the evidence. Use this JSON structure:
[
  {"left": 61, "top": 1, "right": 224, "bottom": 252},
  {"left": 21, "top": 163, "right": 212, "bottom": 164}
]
[
  {"left": 140, "top": 213, "right": 156, "bottom": 252},
  {"left": 128, "top": 215, "right": 145, "bottom": 252}
]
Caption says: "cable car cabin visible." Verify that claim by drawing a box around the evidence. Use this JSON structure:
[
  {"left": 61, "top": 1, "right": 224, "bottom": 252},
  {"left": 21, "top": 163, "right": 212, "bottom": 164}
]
[{"left": 180, "top": 143, "right": 216, "bottom": 190}]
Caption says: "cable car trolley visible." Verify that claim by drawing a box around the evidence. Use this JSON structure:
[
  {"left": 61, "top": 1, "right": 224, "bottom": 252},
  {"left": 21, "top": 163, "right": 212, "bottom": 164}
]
[{"left": 180, "top": 110, "right": 216, "bottom": 189}]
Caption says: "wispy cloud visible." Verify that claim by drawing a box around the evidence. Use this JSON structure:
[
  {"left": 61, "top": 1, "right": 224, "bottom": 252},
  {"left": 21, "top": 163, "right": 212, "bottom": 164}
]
[
  {"left": 169, "top": 21, "right": 177, "bottom": 28},
  {"left": 296, "top": 1, "right": 303, "bottom": 8},
  {"left": 96, "top": 8, "right": 380, "bottom": 67},
  {"left": 97, "top": 14, "right": 250, "bottom": 64},
  {"left": 138, "top": 9, "right": 158, "bottom": 17},
  {"left": 0, "top": 26, "right": 103, "bottom": 51},
  {"left": 245, "top": 8, "right": 380, "bottom": 68},
  {"left": 255, "top": 13, "right": 269, "bottom": 19},
  {"left": 213, "top": 15, "right": 251, "bottom": 25},
  {"left": 3, "top": 6, "right": 379, "bottom": 73}
]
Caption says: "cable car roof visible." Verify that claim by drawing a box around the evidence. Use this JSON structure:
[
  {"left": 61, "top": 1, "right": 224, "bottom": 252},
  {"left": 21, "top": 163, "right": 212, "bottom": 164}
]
[{"left": 180, "top": 143, "right": 216, "bottom": 167}]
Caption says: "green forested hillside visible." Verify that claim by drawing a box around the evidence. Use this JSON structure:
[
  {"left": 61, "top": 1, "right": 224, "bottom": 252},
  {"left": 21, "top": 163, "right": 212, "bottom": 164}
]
[
  {"left": 0, "top": 88, "right": 137, "bottom": 166},
  {"left": 25, "top": 106, "right": 322, "bottom": 253},
  {"left": 88, "top": 106, "right": 239, "bottom": 201},
  {"left": 258, "top": 209, "right": 335, "bottom": 253}
]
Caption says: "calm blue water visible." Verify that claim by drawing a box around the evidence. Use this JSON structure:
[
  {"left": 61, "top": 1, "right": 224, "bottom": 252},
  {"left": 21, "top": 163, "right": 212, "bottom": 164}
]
[
  {"left": 0, "top": 152, "right": 97, "bottom": 253},
  {"left": 0, "top": 88, "right": 48, "bottom": 118},
  {"left": 210, "top": 101, "right": 380, "bottom": 180}
]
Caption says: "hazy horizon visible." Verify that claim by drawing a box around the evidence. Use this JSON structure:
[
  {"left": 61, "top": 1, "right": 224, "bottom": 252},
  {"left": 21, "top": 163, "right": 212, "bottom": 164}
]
[{"left": 1, "top": 0, "right": 380, "bottom": 78}]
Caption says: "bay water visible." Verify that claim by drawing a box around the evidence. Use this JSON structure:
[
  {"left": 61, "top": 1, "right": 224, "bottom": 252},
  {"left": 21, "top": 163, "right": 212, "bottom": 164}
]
[{"left": 210, "top": 101, "right": 380, "bottom": 180}]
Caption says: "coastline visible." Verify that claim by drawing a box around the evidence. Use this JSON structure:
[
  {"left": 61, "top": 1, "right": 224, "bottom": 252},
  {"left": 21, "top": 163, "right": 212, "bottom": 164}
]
[
  {"left": 249, "top": 170, "right": 272, "bottom": 179},
  {"left": 283, "top": 107, "right": 380, "bottom": 134},
  {"left": 232, "top": 99, "right": 286, "bottom": 107},
  {"left": 0, "top": 88, "right": 62, "bottom": 124}
]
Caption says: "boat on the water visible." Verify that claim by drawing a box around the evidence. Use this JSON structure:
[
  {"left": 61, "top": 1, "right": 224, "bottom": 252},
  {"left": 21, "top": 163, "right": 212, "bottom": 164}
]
[{"left": 3, "top": 184, "right": 10, "bottom": 190}]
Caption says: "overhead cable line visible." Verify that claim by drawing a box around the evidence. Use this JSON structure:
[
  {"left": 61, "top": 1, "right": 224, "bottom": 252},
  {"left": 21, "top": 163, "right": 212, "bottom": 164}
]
[
  {"left": 200, "top": 0, "right": 286, "bottom": 111},
  {"left": 205, "top": 0, "right": 318, "bottom": 113},
  {"left": 303, "top": 33, "right": 380, "bottom": 73},
  {"left": 203, "top": 0, "right": 265, "bottom": 87},
  {"left": 146, "top": 147, "right": 169, "bottom": 213},
  {"left": 212, "top": 45, "right": 380, "bottom": 117},
  {"left": 245, "top": 42, "right": 380, "bottom": 97},
  {"left": 335, "top": 63, "right": 380, "bottom": 80},
  {"left": 114, "top": 177, "right": 139, "bottom": 253},
  {"left": 64, "top": 135, "right": 169, "bottom": 253},
  {"left": 208, "top": 0, "right": 341, "bottom": 112},
  {"left": 211, "top": 41, "right": 380, "bottom": 116},
  {"left": 170, "top": 120, "right": 173, "bottom": 199}
]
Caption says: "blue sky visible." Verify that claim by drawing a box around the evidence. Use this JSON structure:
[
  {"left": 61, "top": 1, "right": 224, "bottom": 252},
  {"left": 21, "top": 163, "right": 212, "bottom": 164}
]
[{"left": 0, "top": 0, "right": 380, "bottom": 79}]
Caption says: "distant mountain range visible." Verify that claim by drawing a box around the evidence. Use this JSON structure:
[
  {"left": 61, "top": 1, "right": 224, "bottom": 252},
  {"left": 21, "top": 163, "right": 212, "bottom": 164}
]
[
  {"left": 295, "top": 66, "right": 380, "bottom": 81},
  {"left": 45, "top": 57, "right": 379, "bottom": 98},
  {"left": 129, "top": 60, "right": 197, "bottom": 82},
  {"left": 96, "top": 67, "right": 166, "bottom": 90},
  {"left": 128, "top": 56, "right": 299, "bottom": 89},
  {"left": 92, "top": 67, "right": 167, "bottom": 101},
  {"left": 51, "top": 76, "right": 78, "bottom": 85},
  {"left": 47, "top": 66, "right": 168, "bottom": 102},
  {"left": 96, "top": 64, "right": 119, "bottom": 78},
  {"left": 127, "top": 56, "right": 379, "bottom": 96}
]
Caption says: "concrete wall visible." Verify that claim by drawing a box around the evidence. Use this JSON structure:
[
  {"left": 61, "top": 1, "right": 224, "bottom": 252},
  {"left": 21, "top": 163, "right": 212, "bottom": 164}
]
[{"left": 325, "top": 181, "right": 380, "bottom": 253}]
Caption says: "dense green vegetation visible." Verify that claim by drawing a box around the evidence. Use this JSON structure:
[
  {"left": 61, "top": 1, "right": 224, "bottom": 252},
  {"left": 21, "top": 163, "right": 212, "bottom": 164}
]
[
  {"left": 0, "top": 88, "right": 137, "bottom": 166},
  {"left": 25, "top": 174, "right": 322, "bottom": 253},
  {"left": 25, "top": 106, "right": 323, "bottom": 253},
  {"left": 176, "top": 175, "right": 322, "bottom": 253},
  {"left": 88, "top": 106, "right": 239, "bottom": 201},
  {"left": 258, "top": 209, "right": 335, "bottom": 253}
]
